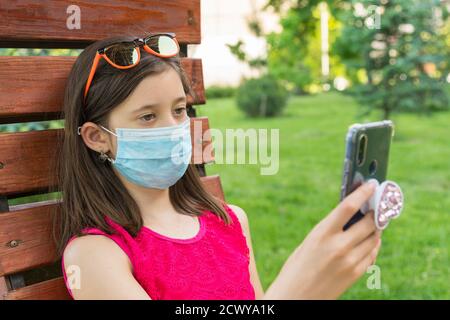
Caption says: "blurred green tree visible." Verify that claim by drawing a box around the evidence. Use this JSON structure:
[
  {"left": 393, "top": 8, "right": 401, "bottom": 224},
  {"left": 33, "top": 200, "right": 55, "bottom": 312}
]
[
  {"left": 264, "top": 0, "right": 348, "bottom": 93},
  {"left": 334, "top": 0, "right": 449, "bottom": 118}
]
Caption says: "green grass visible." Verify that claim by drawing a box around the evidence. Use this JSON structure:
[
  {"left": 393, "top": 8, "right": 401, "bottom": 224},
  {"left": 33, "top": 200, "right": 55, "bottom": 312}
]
[{"left": 197, "top": 92, "right": 450, "bottom": 299}]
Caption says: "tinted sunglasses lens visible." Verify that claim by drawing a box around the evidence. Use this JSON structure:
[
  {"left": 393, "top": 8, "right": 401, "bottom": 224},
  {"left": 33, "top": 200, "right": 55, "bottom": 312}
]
[
  {"left": 145, "top": 35, "right": 178, "bottom": 56},
  {"left": 104, "top": 43, "right": 139, "bottom": 66}
]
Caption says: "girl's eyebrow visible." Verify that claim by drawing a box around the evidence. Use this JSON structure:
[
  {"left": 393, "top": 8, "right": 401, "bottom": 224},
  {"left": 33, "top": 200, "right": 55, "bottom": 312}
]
[{"left": 133, "top": 96, "right": 187, "bottom": 114}]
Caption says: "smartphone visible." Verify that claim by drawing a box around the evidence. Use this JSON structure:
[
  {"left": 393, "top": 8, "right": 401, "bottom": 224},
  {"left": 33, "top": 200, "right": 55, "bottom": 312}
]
[{"left": 340, "top": 120, "right": 394, "bottom": 230}]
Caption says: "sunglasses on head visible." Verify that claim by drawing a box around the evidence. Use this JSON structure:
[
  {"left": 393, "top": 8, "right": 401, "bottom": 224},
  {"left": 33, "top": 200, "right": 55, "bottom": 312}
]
[{"left": 84, "top": 32, "right": 180, "bottom": 101}]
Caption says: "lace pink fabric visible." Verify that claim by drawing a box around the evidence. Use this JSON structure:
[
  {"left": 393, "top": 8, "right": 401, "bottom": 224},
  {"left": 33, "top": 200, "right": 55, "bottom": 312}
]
[{"left": 61, "top": 203, "right": 256, "bottom": 300}]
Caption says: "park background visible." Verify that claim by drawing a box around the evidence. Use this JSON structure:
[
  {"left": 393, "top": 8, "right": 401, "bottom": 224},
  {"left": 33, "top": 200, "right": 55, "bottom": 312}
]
[{"left": 0, "top": 0, "right": 448, "bottom": 299}]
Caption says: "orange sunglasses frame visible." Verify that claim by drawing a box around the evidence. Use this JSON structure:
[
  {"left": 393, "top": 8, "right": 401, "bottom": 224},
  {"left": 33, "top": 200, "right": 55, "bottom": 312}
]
[{"left": 83, "top": 33, "right": 180, "bottom": 100}]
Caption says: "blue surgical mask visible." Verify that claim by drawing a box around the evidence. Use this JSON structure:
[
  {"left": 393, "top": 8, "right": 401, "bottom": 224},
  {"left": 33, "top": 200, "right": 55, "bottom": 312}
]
[{"left": 99, "top": 118, "right": 192, "bottom": 189}]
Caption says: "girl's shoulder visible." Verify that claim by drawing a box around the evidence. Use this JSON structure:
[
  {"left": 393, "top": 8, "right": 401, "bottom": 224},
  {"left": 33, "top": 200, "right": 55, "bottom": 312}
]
[
  {"left": 222, "top": 203, "right": 249, "bottom": 235},
  {"left": 61, "top": 231, "right": 134, "bottom": 299},
  {"left": 224, "top": 204, "right": 248, "bottom": 226},
  {"left": 62, "top": 232, "right": 131, "bottom": 267},
  {"left": 65, "top": 218, "right": 135, "bottom": 257},
  {"left": 61, "top": 218, "right": 138, "bottom": 289},
  {"left": 62, "top": 221, "right": 135, "bottom": 274}
]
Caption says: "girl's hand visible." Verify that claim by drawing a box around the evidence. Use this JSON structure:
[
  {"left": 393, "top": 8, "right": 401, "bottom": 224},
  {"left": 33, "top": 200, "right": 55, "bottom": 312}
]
[{"left": 263, "top": 181, "right": 382, "bottom": 300}]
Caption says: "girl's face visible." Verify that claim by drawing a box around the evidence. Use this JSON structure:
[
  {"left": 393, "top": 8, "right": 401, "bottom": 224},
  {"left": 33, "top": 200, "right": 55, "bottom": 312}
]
[{"left": 80, "top": 66, "right": 188, "bottom": 160}]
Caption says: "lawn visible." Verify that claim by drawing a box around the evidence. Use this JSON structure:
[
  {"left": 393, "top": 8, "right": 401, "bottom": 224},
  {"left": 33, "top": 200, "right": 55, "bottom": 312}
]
[{"left": 197, "top": 92, "right": 450, "bottom": 299}]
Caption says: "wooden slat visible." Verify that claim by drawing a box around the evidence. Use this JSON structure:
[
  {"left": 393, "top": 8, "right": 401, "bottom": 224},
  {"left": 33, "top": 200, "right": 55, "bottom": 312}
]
[
  {"left": 0, "top": 175, "right": 223, "bottom": 276},
  {"left": 182, "top": 58, "right": 206, "bottom": 107},
  {"left": 191, "top": 116, "right": 214, "bottom": 165},
  {"left": 0, "top": 0, "right": 200, "bottom": 48},
  {"left": 0, "top": 117, "right": 213, "bottom": 197},
  {"left": 3, "top": 277, "right": 70, "bottom": 300},
  {"left": 0, "top": 200, "right": 58, "bottom": 277},
  {"left": 200, "top": 175, "right": 225, "bottom": 202},
  {"left": 0, "top": 276, "right": 8, "bottom": 299},
  {"left": 0, "top": 130, "right": 57, "bottom": 197},
  {"left": 0, "top": 57, "right": 205, "bottom": 124},
  {"left": 0, "top": 192, "right": 26, "bottom": 289}
]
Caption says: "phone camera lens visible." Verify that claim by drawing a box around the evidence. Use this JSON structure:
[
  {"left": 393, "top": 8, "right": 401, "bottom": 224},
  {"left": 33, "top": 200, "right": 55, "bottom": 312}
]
[
  {"left": 357, "top": 134, "right": 367, "bottom": 166},
  {"left": 369, "top": 159, "right": 378, "bottom": 175}
]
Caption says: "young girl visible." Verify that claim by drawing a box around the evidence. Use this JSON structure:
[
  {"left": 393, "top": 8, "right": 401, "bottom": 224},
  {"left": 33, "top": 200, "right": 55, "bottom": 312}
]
[{"left": 59, "top": 33, "right": 382, "bottom": 300}]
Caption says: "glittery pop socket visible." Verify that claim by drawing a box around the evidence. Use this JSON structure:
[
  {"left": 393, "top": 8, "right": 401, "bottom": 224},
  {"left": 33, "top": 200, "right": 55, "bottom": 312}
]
[{"left": 361, "top": 179, "right": 404, "bottom": 230}]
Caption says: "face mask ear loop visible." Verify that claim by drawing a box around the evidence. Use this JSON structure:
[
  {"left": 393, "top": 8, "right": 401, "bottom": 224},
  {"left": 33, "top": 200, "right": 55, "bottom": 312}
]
[
  {"left": 77, "top": 125, "right": 118, "bottom": 137},
  {"left": 98, "top": 125, "right": 118, "bottom": 164},
  {"left": 99, "top": 125, "right": 118, "bottom": 137}
]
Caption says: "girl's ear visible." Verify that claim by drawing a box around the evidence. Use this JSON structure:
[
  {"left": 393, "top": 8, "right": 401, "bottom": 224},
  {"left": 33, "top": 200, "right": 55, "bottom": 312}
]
[{"left": 79, "top": 121, "right": 114, "bottom": 154}]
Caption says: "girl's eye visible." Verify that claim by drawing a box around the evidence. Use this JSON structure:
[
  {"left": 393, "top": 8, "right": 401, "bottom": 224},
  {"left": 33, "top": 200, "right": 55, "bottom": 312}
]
[
  {"left": 174, "top": 106, "right": 187, "bottom": 116},
  {"left": 139, "top": 113, "right": 156, "bottom": 122}
]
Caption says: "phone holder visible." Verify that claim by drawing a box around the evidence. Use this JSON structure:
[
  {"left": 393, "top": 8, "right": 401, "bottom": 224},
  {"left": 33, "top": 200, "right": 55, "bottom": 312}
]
[{"left": 361, "top": 179, "right": 404, "bottom": 230}]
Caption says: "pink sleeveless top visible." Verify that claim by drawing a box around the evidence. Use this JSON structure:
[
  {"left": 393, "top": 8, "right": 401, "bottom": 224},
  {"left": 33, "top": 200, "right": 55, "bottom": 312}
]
[{"left": 61, "top": 203, "right": 256, "bottom": 300}]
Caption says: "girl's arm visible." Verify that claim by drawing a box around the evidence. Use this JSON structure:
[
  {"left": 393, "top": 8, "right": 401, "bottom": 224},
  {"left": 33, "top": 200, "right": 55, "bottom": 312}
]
[
  {"left": 228, "top": 204, "right": 265, "bottom": 300},
  {"left": 262, "top": 181, "right": 381, "bottom": 299},
  {"left": 234, "top": 182, "right": 381, "bottom": 300},
  {"left": 63, "top": 235, "right": 151, "bottom": 300}
]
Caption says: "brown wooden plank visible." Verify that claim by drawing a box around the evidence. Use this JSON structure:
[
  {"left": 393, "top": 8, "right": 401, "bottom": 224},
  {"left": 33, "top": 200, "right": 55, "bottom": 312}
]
[
  {"left": 0, "top": 276, "right": 8, "bottom": 299},
  {"left": 0, "top": 57, "right": 205, "bottom": 124},
  {"left": 0, "top": 129, "right": 59, "bottom": 197},
  {"left": 0, "top": 117, "right": 213, "bottom": 197},
  {"left": 0, "top": 0, "right": 200, "bottom": 48},
  {"left": 0, "top": 200, "right": 58, "bottom": 277},
  {"left": 0, "top": 175, "right": 222, "bottom": 276},
  {"left": 182, "top": 58, "right": 206, "bottom": 107},
  {"left": 4, "top": 277, "right": 70, "bottom": 300},
  {"left": 191, "top": 116, "right": 214, "bottom": 165},
  {"left": 0, "top": 194, "right": 27, "bottom": 289},
  {"left": 200, "top": 175, "right": 225, "bottom": 202}
]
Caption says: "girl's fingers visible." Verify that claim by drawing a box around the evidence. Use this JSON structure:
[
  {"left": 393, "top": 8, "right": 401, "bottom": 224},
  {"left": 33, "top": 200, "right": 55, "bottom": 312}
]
[
  {"left": 371, "top": 230, "right": 383, "bottom": 265},
  {"left": 354, "top": 238, "right": 382, "bottom": 277},
  {"left": 342, "top": 211, "right": 377, "bottom": 247},
  {"left": 351, "top": 230, "right": 380, "bottom": 263},
  {"left": 326, "top": 182, "right": 377, "bottom": 232}
]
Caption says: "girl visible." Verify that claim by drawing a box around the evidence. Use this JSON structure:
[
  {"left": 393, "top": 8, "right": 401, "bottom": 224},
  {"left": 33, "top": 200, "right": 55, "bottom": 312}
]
[{"left": 58, "top": 33, "right": 382, "bottom": 300}]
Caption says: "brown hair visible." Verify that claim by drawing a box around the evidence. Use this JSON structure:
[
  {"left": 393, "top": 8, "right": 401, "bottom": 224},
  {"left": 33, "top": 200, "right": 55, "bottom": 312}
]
[{"left": 54, "top": 35, "right": 230, "bottom": 257}]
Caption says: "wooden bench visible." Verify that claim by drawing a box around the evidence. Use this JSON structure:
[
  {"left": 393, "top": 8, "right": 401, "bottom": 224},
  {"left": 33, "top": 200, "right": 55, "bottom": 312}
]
[{"left": 0, "top": 0, "right": 224, "bottom": 300}]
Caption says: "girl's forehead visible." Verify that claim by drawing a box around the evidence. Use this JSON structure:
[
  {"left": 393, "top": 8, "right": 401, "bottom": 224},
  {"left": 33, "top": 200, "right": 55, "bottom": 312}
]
[
  {"left": 135, "top": 68, "right": 184, "bottom": 98},
  {"left": 113, "top": 68, "right": 186, "bottom": 114}
]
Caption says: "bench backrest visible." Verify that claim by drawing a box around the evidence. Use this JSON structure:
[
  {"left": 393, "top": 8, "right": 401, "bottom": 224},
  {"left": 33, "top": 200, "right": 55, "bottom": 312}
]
[{"left": 0, "top": 0, "right": 224, "bottom": 300}]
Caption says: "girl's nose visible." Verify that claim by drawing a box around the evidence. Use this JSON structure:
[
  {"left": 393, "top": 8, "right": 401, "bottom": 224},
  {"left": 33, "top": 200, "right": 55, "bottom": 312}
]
[{"left": 159, "top": 113, "right": 180, "bottom": 127}]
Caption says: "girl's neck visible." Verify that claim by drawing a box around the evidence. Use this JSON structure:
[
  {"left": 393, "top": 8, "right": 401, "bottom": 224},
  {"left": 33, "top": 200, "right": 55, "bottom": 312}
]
[{"left": 116, "top": 170, "right": 180, "bottom": 224}]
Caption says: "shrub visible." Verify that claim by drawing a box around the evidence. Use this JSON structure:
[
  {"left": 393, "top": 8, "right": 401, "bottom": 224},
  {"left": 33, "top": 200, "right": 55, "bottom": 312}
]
[
  {"left": 236, "top": 74, "right": 288, "bottom": 117},
  {"left": 205, "top": 85, "right": 237, "bottom": 99}
]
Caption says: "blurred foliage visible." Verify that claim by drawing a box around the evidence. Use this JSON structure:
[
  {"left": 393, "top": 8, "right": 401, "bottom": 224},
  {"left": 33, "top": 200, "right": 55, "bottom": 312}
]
[
  {"left": 0, "top": 120, "right": 64, "bottom": 133},
  {"left": 236, "top": 74, "right": 288, "bottom": 117},
  {"left": 264, "top": 0, "right": 449, "bottom": 118},
  {"left": 226, "top": 6, "right": 268, "bottom": 73},
  {"left": 0, "top": 48, "right": 80, "bottom": 56},
  {"left": 267, "top": 1, "right": 348, "bottom": 93},
  {"left": 227, "top": 39, "right": 268, "bottom": 71},
  {"left": 227, "top": 2, "right": 289, "bottom": 117},
  {"left": 206, "top": 85, "right": 237, "bottom": 99},
  {"left": 334, "top": 0, "right": 449, "bottom": 118},
  {"left": 266, "top": 7, "right": 314, "bottom": 92}
]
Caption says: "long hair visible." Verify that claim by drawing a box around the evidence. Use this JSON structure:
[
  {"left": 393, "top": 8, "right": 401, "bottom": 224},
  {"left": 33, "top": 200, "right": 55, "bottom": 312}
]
[{"left": 53, "top": 35, "right": 230, "bottom": 257}]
